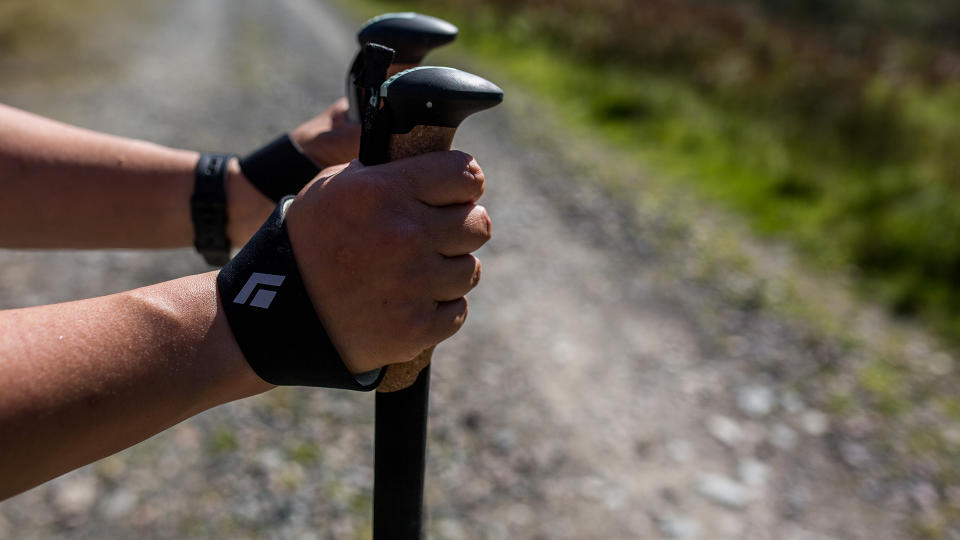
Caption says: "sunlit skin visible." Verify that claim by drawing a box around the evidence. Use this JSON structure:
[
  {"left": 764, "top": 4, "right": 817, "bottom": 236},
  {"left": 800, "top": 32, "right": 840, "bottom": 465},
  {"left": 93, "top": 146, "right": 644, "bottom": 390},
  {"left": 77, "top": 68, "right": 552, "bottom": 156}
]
[
  {"left": 0, "top": 100, "right": 361, "bottom": 249},
  {"left": 0, "top": 103, "right": 490, "bottom": 500}
]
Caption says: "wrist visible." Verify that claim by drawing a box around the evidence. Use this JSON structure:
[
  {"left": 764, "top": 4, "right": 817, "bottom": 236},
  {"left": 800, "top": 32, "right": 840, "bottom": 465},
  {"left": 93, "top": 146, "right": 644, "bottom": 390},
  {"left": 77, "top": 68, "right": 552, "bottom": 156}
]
[
  {"left": 224, "top": 157, "right": 274, "bottom": 246},
  {"left": 166, "top": 272, "right": 275, "bottom": 406},
  {"left": 238, "top": 134, "right": 321, "bottom": 202},
  {"left": 288, "top": 128, "right": 321, "bottom": 168}
]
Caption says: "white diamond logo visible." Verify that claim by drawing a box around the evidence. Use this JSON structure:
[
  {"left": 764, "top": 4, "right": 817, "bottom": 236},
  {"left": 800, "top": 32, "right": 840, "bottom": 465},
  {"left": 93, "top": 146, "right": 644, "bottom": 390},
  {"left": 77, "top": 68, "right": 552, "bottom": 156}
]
[{"left": 233, "top": 272, "right": 286, "bottom": 309}]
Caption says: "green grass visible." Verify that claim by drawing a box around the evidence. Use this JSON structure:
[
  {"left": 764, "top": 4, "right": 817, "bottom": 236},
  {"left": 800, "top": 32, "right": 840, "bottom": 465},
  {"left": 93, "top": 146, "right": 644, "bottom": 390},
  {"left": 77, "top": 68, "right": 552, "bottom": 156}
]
[
  {"left": 857, "top": 359, "right": 911, "bottom": 416},
  {"left": 208, "top": 427, "right": 239, "bottom": 454}
]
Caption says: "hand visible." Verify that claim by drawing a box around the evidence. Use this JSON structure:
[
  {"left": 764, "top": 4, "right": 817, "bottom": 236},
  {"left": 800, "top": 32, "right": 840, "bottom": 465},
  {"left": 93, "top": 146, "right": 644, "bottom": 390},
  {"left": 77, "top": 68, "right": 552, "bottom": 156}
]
[
  {"left": 285, "top": 151, "right": 490, "bottom": 374},
  {"left": 289, "top": 97, "right": 360, "bottom": 170}
]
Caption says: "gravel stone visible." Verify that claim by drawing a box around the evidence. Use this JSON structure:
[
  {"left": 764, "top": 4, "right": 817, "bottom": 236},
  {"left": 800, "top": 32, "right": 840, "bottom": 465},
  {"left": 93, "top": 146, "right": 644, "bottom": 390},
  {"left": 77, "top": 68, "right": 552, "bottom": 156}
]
[
  {"left": 707, "top": 415, "right": 744, "bottom": 448},
  {"left": 696, "top": 473, "right": 754, "bottom": 509},
  {"left": 737, "top": 385, "right": 776, "bottom": 418},
  {"left": 738, "top": 458, "right": 770, "bottom": 489},
  {"left": 100, "top": 489, "right": 137, "bottom": 519},
  {"left": 657, "top": 513, "right": 702, "bottom": 539},
  {"left": 840, "top": 442, "right": 872, "bottom": 469},
  {"left": 800, "top": 410, "right": 830, "bottom": 436},
  {"left": 769, "top": 423, "right": 799, "bottom": 450},
  {"left": 53, "top": 474, "right": 98, "bottom": 515}
]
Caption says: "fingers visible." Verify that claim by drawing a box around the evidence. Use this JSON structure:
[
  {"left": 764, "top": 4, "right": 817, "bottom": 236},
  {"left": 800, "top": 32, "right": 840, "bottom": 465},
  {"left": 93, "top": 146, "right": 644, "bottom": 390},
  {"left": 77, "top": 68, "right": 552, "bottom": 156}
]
[
  {"left": 426, "top": 297, "right": 469, "bottom": 345},
  {"left": 431, "top": 254, "right": 481, "bottom": 302},
  {"left": 382, "top": 150, "right": 485, "bottom": 206},
  {"left": 428, "top": 203, "right": 492, "bottom": 257}
]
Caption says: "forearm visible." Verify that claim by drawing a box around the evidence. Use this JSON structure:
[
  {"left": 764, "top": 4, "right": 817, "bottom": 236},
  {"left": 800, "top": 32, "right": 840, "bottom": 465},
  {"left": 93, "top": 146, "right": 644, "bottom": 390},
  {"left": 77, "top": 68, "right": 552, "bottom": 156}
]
[
  {"left": 0, "top": 272, "right": 272, "bottom": 499},
  {"left": 0, "top": 104, "right": 270, "bottom": 248}
]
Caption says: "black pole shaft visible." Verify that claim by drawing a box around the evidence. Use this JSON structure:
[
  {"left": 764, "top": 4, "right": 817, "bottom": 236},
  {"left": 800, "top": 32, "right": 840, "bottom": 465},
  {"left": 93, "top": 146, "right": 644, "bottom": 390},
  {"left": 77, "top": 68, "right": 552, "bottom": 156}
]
[{"left": 373, "top": 365, "right": 430, "bottom": 539}]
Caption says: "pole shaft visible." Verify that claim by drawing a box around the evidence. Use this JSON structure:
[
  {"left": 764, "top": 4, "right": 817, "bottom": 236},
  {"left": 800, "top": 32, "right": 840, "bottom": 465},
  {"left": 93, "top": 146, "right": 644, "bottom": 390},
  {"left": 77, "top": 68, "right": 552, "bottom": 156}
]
[{"left": 373, "top": 365, "right": 430, "bottom": 539}]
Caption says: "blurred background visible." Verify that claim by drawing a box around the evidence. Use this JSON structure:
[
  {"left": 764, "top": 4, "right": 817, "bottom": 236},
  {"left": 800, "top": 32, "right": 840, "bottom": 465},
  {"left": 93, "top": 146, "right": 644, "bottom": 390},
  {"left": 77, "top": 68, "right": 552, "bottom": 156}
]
[{"left": 1, "top": 0, "right": 959, "bottom": 538}]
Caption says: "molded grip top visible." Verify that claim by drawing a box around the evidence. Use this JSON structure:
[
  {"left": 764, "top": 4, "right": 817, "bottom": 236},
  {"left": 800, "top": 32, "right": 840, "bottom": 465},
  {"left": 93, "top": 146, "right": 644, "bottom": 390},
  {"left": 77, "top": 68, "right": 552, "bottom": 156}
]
[
  {"left": 380, "top": 67, "right": 504, "bottom": 134},
  {"left": 358, "top": 13, "right": 458, "bottom": 64}
]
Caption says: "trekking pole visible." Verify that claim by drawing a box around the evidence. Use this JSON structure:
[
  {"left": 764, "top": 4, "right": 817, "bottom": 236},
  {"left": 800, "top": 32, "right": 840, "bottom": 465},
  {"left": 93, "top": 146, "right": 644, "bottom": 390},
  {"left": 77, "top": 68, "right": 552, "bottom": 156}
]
[
  {"left": 346, "top": 13, "right": 458, "bottom": 122},
  {"left": 359, "top": 66, "right": 503, "bottom": 539}
]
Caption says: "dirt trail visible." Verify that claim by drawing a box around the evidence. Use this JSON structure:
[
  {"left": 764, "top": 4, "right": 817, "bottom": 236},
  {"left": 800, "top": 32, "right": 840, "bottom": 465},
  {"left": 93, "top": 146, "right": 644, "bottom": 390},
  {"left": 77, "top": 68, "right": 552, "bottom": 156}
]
[{"left": 0, "top": 0, "right": 912, "bottom": 538}]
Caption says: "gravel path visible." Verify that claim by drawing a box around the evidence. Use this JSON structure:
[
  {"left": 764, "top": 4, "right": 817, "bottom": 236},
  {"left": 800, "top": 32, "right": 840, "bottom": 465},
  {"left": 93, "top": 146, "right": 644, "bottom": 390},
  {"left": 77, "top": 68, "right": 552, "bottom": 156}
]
[{"left": 0, "top": 0, "right": 918, "bottom": 538}]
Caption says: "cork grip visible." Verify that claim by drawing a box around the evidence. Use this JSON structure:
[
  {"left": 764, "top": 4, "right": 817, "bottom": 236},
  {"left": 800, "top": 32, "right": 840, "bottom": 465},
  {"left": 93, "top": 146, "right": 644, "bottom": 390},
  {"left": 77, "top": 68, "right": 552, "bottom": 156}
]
[{"left": 376, "top": 125, "right": 458, "bottom": 393}]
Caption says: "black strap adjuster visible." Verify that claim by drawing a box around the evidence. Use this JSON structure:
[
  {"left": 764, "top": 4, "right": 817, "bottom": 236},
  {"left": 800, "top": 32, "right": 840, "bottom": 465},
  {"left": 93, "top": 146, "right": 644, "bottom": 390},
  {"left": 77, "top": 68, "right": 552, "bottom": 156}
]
[{"left": 191, "top": 153, "right": 233, "bottom": 267}]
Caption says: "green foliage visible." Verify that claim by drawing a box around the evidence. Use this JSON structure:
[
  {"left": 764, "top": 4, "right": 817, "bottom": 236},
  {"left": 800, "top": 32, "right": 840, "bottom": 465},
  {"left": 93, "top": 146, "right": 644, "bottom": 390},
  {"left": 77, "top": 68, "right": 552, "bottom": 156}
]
[
  {"left": 208, "top": 427, "right": 239, "bottom": 454},
  {"left": 0, "top": 0, "right": 117, "bottom": 53},
  {"left": 858, "top": 360, "right": 910, "bottom": 416},
  {"left": 356, "top": 0, "right": 960, "bottom": 341},
  {"left": 286, "top": 441, "right": 321, "bottom": 465}
]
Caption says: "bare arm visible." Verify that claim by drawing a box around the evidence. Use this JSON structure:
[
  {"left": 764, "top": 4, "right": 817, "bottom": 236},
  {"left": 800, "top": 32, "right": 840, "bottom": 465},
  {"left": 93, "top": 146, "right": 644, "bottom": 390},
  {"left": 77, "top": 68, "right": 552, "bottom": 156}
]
[
  {"left": 0, "top": 104, "right": 274, "bottom": 248},
  {"left": 0, "top": 272, "right": 272, "bottom": 499},
  {"left": 0, "top": 100, "right": 359, "bottom": 249}
]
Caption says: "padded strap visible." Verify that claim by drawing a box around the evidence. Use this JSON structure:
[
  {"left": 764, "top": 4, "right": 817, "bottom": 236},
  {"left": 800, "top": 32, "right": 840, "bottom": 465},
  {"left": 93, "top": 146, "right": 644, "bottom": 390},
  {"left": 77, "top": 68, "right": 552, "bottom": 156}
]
[
  {"left": 217, "top": 196, "right": 383, "bottom": 389},
  {"left": 238, "top": 134, "right": 321, "bottom": 203}
]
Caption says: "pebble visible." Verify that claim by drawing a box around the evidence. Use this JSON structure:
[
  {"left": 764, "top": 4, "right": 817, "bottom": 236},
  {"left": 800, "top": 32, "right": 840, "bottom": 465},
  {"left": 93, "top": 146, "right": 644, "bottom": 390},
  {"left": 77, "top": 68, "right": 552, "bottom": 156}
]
[
  {"left": 53, "top": 474, "right": 98, "bottom": 515},
  {"left": 707, "top": 415, "right": 744, "bottom": 448},
  {"left": 696, "top": 473, "right": 754, "bottom": 509},
  {"left": 257, "top": 448, "right": 284, "bottom": 470},
  {"left": 101, "top": 489, "right": 137, "bottom": 519},
  {"left": 738, "top": 458, "right": 770, "bottom": 489},
  {"left": 800, "top": 410, "right": 830, "bottom": 436},
  {"left": 840, "top": 442, "right": 872, "bottom": 469},
  {"left": 769, "top": 423, "right": 799, "bottom": 450},
  {"left": 737, "top": 385, "right": 776, "bottom": 418},
  {"left": 657, "top": 513, "right": 702, "bottom": 539}
]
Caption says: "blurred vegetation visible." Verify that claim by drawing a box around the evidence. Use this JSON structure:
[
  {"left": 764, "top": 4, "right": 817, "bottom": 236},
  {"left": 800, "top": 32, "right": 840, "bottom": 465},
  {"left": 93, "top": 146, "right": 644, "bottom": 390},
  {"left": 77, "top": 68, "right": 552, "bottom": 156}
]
[
  {"left": 360, "top": 0, "right": 960, "bottom": 340},
  {"left": 0, "top": 0, "right": 111, "bottom": 53}
]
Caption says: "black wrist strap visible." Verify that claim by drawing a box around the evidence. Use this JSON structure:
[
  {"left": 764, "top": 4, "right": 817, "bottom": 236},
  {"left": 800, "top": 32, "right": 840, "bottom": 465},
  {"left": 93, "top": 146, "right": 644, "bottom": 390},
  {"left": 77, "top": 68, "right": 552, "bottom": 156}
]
[
  {"left": 192, "top": 153, "right": 233, "bottom": 267},
  {"left": 217, "top": 196, "right": 384, "bottom": 390},
  {"left": 238, "top": 134, "right": 321, "bottom": 203}
]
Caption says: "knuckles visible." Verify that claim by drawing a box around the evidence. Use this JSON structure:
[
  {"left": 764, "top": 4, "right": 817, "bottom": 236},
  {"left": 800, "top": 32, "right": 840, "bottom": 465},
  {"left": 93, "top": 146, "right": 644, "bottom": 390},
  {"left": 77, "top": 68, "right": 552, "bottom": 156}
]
[{"left": 462, "top": 160, "right": 485, "bottom": 201}]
